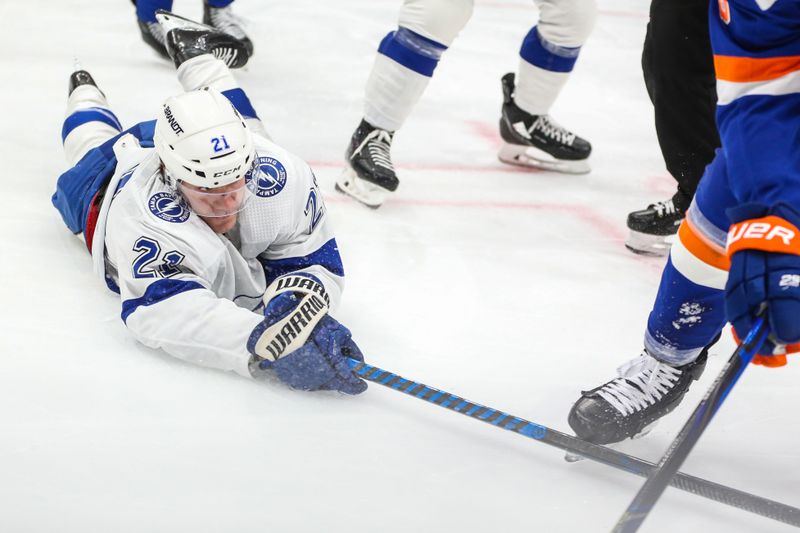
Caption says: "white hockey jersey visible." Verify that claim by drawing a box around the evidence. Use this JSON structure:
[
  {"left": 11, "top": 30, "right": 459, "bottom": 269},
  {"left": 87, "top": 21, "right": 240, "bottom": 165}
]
[{"left": 91, "top": 132, "right": 343, "bottom": 378}]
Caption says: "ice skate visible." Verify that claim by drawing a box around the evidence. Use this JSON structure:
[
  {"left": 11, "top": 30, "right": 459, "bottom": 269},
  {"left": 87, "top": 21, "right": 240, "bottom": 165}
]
[
  {"left": 68, "top": 63, "right": 101, "bottom": 97},
  {"left": 498, "top": 73, "right": 591, "bottom": 174},
  {"left": 203, "top": 1, "right": 254, "bottom": 57},
  {"left": 625, "top": 193, "right": 688, "bottom": 256},
  {"left": 568, "top": 348, "right": 709, "bottom": 445},
  {"left": 156, "top": 10, "right": 250, "bottom": 69},
  {"left": 336, "top": 119, "right": 398, "bottom": 208}
]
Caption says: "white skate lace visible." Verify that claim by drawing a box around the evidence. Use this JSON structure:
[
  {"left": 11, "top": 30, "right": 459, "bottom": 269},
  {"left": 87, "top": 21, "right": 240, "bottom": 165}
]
[
  {"left": 652, "top": 199, "right": 677, "bottom": 218},
  {"left": 531, "top": 115, "right": 576, "bottom": 146},
  {"left": 212, "top": 47, "right": 239, "bottom": 67},
  {"left": 596, "top": 353, "right": 683, "bottom": 416},
  {"left": 207, "top": 6, "right": 247, "bottom": 40},
  {"left": 353, "top": 129, "right": 394, "bottom": 171}
]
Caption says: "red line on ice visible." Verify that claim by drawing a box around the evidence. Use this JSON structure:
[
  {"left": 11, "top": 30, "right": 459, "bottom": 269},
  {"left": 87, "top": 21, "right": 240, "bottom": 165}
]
[{"left": 308, "top": 159, "right": 539, "bottom": 174}]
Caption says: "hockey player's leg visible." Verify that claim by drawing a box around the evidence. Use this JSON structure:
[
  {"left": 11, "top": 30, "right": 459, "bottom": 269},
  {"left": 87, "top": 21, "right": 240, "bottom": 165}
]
[
  {"left": 337, "top": 0, "right": 473, "bottom": 208},
  {"left": 56, "top": 66, "right": 124, "bottom": 250},
  {"left": 570, "top": 249, "right": 726, "bottom": 445},
  {"left": 569, "top": 156, "right": 733, "bottom": 445},
  {"left": 157, "top": 11, "right": 267, "bottom": 138},
  {"left": 63, "top": 67, "right": 122, "bottom": 167},
  {"left": 498, "top": 0, "right": 595, "bottom": 174},
  {"left": 625, "top": 0, "right": 718, "bottom": 256},
  {"left": 135, "top": 0, "right": 173, "bottom": 58}
]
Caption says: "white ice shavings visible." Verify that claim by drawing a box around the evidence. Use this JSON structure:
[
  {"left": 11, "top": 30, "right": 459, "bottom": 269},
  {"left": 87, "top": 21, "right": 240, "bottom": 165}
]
[{"left": 672, "top": 302, "right": 704, "bottom": 330}]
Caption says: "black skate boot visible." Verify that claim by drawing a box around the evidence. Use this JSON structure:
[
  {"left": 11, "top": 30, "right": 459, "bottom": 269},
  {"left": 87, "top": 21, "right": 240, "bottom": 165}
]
[
  {"left": 68, "top": 69, "right": 100, "bottom": 97},
  {"left": 568, "top": 345, "right": 713, "bottom": 445},
  {"left": 498, "top": 73, "right": 591, "bottom": 174},
  {"left": 335, "top": 119, "right": 398, "bottom": 208},
  {"left": 203, "top": 1, "right": 254, "bottom": 57},
  {"left": 156, "top": 10, "right": 250, "bottom": 69},
  {"left": 626, "top": 192, "right": 689, "bottom": 256},
  {"left": 138, "top": 18, "right": 170, "bottom": 59}
]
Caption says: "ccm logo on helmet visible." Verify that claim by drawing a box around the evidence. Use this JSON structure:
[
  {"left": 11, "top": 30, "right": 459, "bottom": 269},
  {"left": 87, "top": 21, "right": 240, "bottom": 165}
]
[
  {"left": 163, "top": 106, "right": 184, "bottom": 135},
  {"left": 213, "top": 164, "right": 242, "bottom": 178}
]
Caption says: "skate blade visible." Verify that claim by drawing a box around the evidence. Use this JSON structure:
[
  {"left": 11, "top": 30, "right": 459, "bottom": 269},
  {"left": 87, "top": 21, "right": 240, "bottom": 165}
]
[
  {"left": 335, "top": 167, "right": 388, "bottom": 209},
  {"left": 155, "top": 10, "right": 215, "bottom": 32},
  {"left": 564, "top": 452, "right": 586, "bottom": 463},
  {"left": 625, "top": 230, "right": 676, "bottom": 257},
  {"left": 498, "top": 143, "right": 590, "bottom": 175}
]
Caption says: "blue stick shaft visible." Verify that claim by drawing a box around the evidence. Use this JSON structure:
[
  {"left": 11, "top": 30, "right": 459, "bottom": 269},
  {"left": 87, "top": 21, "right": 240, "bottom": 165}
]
[
  {"left": 347, "top": 342, "right": 800, "bottom": 527},
  {"left": 348, "top": 359, "right": 547, "bottom": 439},
  {"left": 345, "top": 343, "right": 800, "bottom": 529},
  {"left": 612, "top": 318, "right": 770, "bottom": 533}
]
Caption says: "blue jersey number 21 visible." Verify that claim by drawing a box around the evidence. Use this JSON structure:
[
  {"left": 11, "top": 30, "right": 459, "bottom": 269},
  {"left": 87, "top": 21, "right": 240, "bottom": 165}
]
[
  {"left": 132, "top": 237, "right": 186, "bottom": 279},
  {"left": 211, "top": 136, "right": 231, "bottom": 153}
]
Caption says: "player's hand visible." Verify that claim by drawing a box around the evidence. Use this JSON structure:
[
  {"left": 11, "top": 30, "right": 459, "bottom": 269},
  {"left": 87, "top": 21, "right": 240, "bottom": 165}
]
[
  {"left": 725, "top": 204, "right": 800, "bottom": 364},
  {"left": 247, "top": 275, "right": 367, "bottom": 394}
]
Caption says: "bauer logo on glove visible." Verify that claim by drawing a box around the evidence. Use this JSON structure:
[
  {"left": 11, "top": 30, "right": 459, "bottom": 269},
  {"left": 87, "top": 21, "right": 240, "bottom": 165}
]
[
  {"left": 725, "top": 205, "right": 800, "bottom": 361},
  {"left": 726, "top": 216, "right": 800, "bottom": 255}
]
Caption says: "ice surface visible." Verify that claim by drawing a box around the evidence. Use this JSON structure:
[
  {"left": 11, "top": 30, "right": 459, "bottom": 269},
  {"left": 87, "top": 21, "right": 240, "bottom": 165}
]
[{"left": 1, "top": 0, "right": 798, "bottom": 531}]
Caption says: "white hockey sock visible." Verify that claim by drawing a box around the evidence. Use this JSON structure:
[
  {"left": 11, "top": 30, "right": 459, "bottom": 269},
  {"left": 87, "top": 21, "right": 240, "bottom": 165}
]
[
  {"left": 514, "top": 59, "right": 570, "bottom": 117},
  {"left": 177, "top": 54, "right": 239, "bottom": 92},
  {"left": 63, "top": 85, "right": 119, "bottom": 166},
  {"left": 363, "top": 54, "right": 431, "bottom": 132}
]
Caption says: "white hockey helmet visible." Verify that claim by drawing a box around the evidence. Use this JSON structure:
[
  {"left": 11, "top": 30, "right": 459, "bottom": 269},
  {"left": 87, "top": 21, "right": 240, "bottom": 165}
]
[{"left": 154, "top": 88, "right": 255, "bottom": 189}]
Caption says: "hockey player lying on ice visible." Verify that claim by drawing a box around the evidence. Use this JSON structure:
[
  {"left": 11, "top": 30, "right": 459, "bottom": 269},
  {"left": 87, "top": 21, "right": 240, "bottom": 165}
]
[
  {"left": 569, "top": 0, "right": 800, "bottom": 444},
  {"left": 52, "top": 13, "right": 367, "bottom": 395}
]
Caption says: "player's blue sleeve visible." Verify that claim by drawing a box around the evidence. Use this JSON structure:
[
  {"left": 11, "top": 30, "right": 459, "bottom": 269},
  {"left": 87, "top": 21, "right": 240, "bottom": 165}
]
[
  {"left": 709, "top": 0, "right": 800, "bottom": 209},
  {"left": 259, "top": 238, "right": 344, "bottom": 287}
]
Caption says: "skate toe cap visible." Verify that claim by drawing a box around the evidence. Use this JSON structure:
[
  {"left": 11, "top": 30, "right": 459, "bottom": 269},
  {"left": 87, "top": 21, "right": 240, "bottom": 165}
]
[{"left": 568, "top": 397, "right": 628, "bottom": 445}]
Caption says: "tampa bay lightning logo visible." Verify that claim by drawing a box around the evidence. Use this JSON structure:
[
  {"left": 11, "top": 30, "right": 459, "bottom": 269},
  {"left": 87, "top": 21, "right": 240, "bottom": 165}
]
[
  {"left": 246, "top": 156, "right": 287, "bottom": 198},
  {"left": 148, "top": 192, "right": 190, "bottom": 223}
]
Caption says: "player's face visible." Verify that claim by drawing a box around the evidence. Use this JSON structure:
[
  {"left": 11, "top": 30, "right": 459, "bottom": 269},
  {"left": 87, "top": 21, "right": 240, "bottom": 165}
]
[{"left": 179, "top": 177, "right": 250, "bottom": 234}]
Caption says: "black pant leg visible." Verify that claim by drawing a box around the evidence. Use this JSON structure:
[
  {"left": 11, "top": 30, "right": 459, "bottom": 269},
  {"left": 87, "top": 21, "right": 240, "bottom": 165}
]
[{"left": 642, "top": 0, "right": 719, "bottom": 205}]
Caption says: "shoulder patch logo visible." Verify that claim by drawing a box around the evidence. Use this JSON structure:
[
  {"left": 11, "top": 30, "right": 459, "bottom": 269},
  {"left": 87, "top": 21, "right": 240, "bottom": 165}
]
[
  {"left": 246, "top": 156, "right": 287, "bottom": 198},
  {"left": 148, "top": 192, "right": 190, "bottom": 223}
]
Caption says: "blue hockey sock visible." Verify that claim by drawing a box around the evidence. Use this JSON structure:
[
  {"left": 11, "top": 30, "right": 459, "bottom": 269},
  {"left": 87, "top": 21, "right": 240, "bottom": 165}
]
[
  {"left": 645, "top": 256, "right": 727, "bottom": 365},
  {"left": 61, "top": 108, "right": 122, "bottom": 144},
  {"left": 207, "top": 0, "right": 235, "bottom": 7},
  {"left": 519, "top": 26, "right": 581, "bottom": 73},
  {"left": 377, "top": 27, "right": 447, "bottom": 77}
]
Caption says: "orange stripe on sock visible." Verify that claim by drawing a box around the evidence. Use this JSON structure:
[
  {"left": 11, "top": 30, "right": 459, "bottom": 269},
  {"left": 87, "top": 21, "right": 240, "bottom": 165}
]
[
  {"left": 678, "top": 219, "right": 730, "bottom": 271},
  {"left": 714, "top": 55, "right": 800, "bottom": 83}
]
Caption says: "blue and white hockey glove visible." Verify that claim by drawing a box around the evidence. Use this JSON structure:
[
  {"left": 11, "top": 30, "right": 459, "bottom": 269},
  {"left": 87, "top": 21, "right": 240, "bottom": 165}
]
[
  {"left": 725, "top": 203, "right": 800, "bottom": 365},
  {"left": 247, "top": 273, "right": 367, "bottom": 394}
]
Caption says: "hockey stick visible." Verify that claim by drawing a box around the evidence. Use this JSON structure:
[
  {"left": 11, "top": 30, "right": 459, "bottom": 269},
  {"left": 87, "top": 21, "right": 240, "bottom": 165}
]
[
  {"left": 611, "top": 317, "right": 770, "bottom": 533},
  {"left": 345, "top": 346, "right": 800, "bottom": 529}
]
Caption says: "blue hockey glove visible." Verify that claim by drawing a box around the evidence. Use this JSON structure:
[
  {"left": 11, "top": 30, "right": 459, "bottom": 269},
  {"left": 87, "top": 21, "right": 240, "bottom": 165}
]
[
  {"left": 247, "top": 274, "right": 367, "bottom": 394},
  {"left": 725, "top": 203, "right": 800, "bottom": 362}
]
